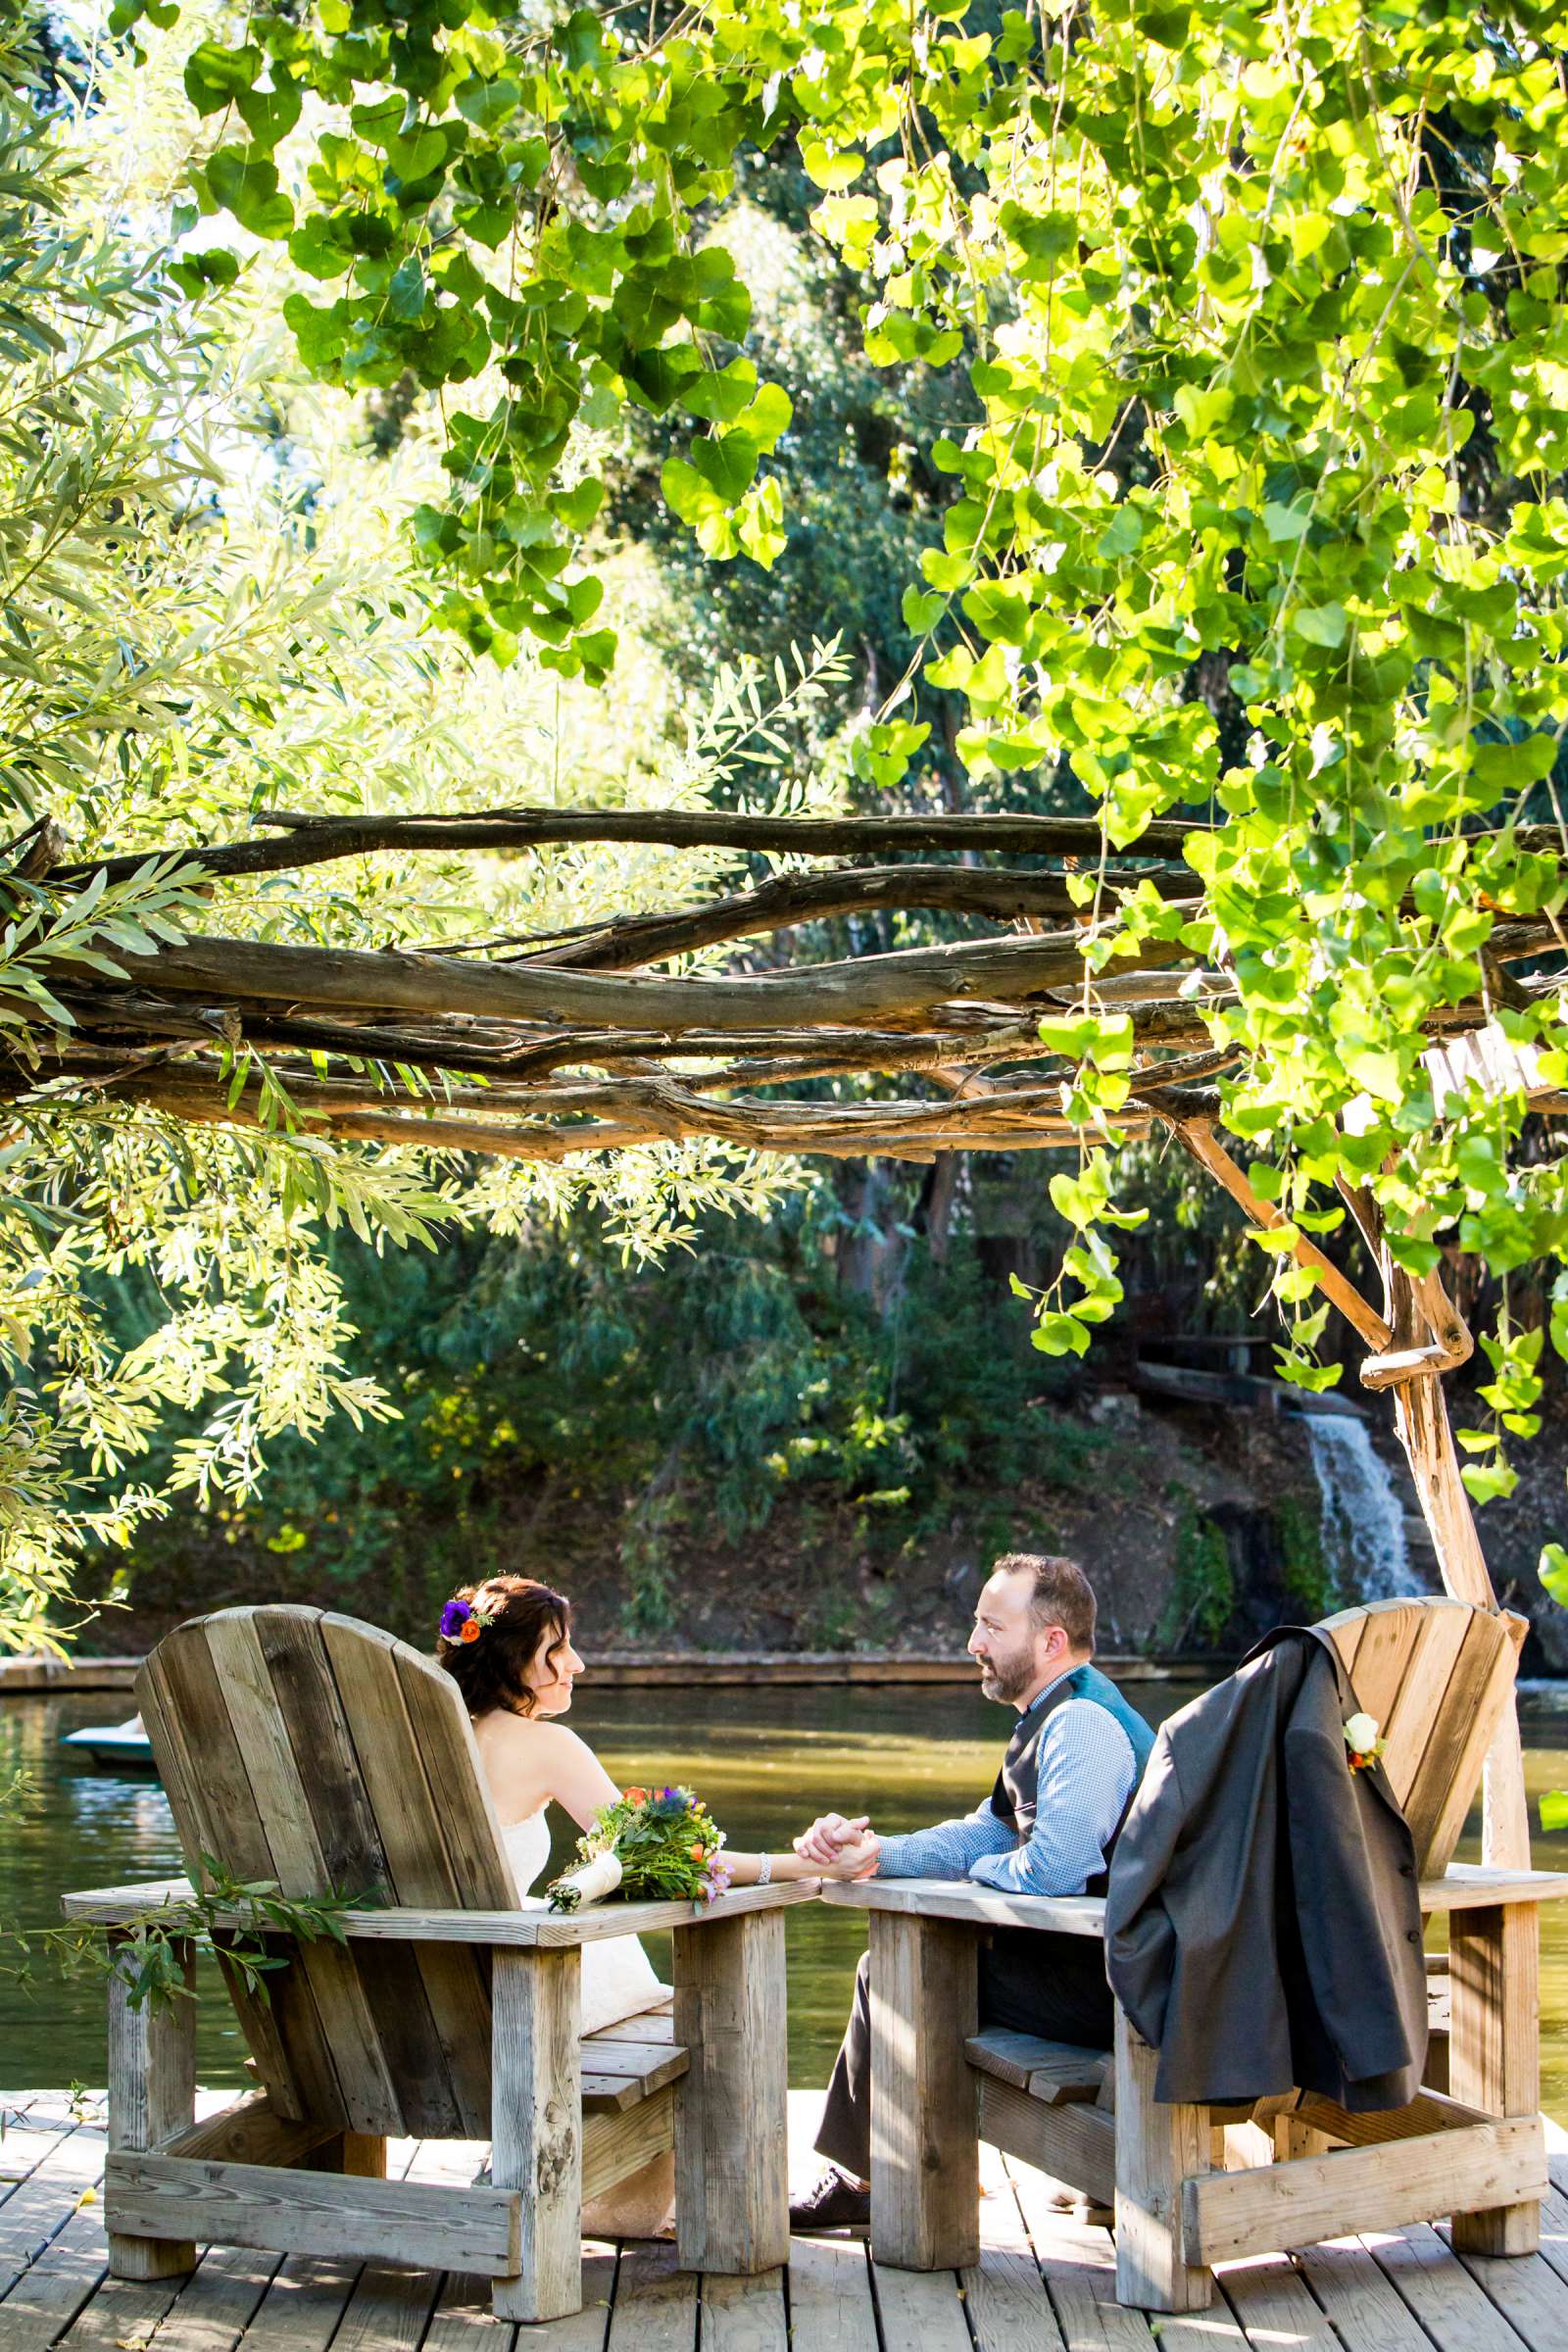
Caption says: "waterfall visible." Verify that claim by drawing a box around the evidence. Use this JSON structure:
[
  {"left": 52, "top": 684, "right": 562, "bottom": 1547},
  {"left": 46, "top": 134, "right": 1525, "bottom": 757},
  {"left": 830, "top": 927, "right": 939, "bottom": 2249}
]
[{"left": 1302, "top": 1412, "right": 1425, "bottom": 1600}]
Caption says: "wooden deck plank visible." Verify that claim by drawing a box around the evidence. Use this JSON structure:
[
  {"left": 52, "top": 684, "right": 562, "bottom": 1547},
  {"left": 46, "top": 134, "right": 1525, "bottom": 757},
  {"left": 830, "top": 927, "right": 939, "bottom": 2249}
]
[
  {"left": 326, "top": 2261, "right": 442, "bottom": 2352},
  {"left": 1449, "top": 2230, "right": 1568, "bottom": 2345},
  {"left": 37, "top": 2256, "right": 187, "bottom": 2352},
  {"left": 511, "top": 2246, "right": 614, "bottom": 2352},
  {"left": 226, "top": 2260, "right": 366, "bottom": 2352},
  {"left": 1294, "top": 2234, "right": 1450, "bottom": 2352},
  {"left": 1537, "top": 2183, "right": 1568, "bottom": 2293},
  {"left": 10, "top": 2093, "right": 1568, "bottom": 2352},
  {"left": 0, "top": 2124, "right": 107, "bottom": 2260},
  {"left": 420, "top": 2273, "right": 517, "bottom": 2352},
  {"left": 0, "top": 2211, "right": 110, "bottom": 2352},
  {"left": 699, "top": 2270, "right": 786, "bottom": 2352},
  {"left": 1004, "top": 2159, "right": 1159, "bottom": 2352},
  {"left": 604, "top": 2246, "right": 695, "bottom": 2352},
  {"left": 779, "top": 2238, "right": 876, "bottom": 2352},
  {"left": 965, "top": 2141, "right": 1070, "bottom": 2352},
  {"left": 868, "top": 2264, "right": 970, "bottom": 2352},
  {"left": 1363, "top": 2222, "right": 1529, "bottom": 2352},
  {"left": 0, "top": 2111, "right": 75, "bottom": 2193},
  {"left": 186, "top": 2122, "right": 425, "bottom": 2352},
  {"left": 49, "top": 2242, "right": 279, "bottom": 2352},
  {"left": 1218, "top": 2255, "right": 1337, "bottom": 2349}
]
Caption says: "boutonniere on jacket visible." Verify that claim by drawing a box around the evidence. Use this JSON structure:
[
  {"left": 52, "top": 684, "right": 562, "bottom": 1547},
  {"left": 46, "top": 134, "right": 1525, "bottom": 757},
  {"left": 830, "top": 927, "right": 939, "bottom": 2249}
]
[{"left": 1344, "top": 1711, "right": 1386, "bottom": 1771}]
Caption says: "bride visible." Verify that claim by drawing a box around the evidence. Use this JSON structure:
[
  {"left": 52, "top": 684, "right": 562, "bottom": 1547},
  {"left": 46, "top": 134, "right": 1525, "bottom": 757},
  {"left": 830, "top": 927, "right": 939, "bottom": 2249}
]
[{"left": 436, "top": 1572, "right": 873, "bottom": 2037}]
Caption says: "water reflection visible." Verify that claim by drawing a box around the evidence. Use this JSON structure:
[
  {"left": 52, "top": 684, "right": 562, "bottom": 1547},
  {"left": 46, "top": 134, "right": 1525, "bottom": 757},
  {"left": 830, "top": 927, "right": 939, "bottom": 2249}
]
[{"left": 4, "top": 1675, "right": 1565, "bottom": 2109}]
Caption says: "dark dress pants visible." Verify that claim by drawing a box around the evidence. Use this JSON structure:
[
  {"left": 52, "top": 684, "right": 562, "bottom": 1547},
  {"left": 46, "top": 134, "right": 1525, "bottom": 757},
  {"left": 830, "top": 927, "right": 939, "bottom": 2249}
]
[{"left": 814, "top": 1927, "right": 1115, "bottom": 2179}]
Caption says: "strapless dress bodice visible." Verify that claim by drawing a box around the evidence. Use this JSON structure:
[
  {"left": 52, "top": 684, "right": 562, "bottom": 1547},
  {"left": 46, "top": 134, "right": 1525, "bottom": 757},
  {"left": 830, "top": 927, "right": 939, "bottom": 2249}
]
[{"left": 497, "top": 1808, "right": 665, "bottom": 2035}]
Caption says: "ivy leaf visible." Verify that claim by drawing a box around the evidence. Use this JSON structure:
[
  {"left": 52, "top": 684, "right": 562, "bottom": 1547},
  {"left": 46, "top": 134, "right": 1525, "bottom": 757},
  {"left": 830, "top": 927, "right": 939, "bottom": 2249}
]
[
  {"left": 455, "top": 75, "right": 521, "bottom": 132},
  {"left": 1031, "top": 1312, "right": 1092, "bottom": 1357},
  {"left": 1293, "top": 602, "right": 1348, "bottom": 648},
  {"left": 203, "top": 148, "right": 294, "bottom": 240},
  {"left": 387, "top": 255, "right": 426, "bottom": 321},
  {"left": 1541, "top": 1543, "right": 1568, "bottom": 1607},
  {"left": 183, "top": 42, "right": 262, "bottom": 117}
]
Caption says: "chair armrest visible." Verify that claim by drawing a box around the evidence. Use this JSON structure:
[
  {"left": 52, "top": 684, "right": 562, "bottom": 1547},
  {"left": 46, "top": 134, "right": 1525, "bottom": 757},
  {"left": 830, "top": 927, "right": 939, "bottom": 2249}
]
[
  {"left": 1418, "top": 1863, "right": 1568, "bottom": 1912},
  {"left": 61, "top": 1877, "right": 821, "bottom": 1945},
  {"left": 819, "top": 1877, "right": 1107, "bottom": 1937}
]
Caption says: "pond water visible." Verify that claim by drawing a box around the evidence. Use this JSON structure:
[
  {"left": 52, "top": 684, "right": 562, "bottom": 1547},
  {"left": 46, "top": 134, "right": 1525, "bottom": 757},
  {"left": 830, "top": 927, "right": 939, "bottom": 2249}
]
[{"left": 4, "top": 1674, "right": 1568, "bottom": 2111}]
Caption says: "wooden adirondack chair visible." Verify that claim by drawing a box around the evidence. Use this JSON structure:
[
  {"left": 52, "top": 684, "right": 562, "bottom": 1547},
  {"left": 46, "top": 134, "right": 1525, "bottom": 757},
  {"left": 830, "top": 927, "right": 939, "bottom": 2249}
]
[
  {"left": 822, "top": 1593, "right": 1568, "bottom": 2309},
  {"left": 61, "top": 1606, "right": 811, "bottom": 2321}
]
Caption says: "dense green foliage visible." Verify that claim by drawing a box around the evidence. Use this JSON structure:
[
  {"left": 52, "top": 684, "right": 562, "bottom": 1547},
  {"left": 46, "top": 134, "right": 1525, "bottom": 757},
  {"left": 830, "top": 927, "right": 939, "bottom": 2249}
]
[
  {"left": 17, "top": 0, "right": 1568, "bottom": 1649},
  {"left": 122, "top": 1, "right": 1568, "bottom": 1466},
  {"left": 126, "top": 1184, "right": 1123, "bottom": 1639}
]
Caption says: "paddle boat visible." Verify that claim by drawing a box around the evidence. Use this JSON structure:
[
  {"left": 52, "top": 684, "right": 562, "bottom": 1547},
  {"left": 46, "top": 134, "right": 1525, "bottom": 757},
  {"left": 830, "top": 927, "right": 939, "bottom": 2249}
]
[{"left": 61, "top": 1715, "right": 156, "bottom": 1769}]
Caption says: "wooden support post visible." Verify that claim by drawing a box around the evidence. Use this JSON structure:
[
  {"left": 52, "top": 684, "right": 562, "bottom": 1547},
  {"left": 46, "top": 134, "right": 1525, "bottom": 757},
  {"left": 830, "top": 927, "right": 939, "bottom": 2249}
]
[
  {"left": 490, "top": 1946, "right": 582, "bottom": 2323},
  {"left": 1448, "top": 1902, "right": 1541, "bottom": 2255},
  {"left": 1113, "top": 2004, "right": 1211, "bottom": 2312},
  {"left": 866, "top": 1912, "right": 979, "bottom": 2271},
  {"left": 318, "top": 2132, "right": 388, "bottom": 2178},
  {"left": 673, "top": 1908, "right": 789, "bottom": 2274},
  {"left": 107, "top": 1933, "right": 197, "bottom": 2279}
]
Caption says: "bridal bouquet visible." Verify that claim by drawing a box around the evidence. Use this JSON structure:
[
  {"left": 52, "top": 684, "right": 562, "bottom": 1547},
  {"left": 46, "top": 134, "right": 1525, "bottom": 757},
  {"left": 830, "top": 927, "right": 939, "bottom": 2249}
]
[{"left": 547, "top": 1784, "right": 731, "bottom": 1912}]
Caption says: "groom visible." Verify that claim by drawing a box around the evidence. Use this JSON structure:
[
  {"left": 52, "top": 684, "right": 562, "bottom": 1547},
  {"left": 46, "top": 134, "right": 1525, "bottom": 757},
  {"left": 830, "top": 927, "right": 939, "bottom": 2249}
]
[{"left": 788, "top": 1551, "right": 1155, "bottom": 2233}]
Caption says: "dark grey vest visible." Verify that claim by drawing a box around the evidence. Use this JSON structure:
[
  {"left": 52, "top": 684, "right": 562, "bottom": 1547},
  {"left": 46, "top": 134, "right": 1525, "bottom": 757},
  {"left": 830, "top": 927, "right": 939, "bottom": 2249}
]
[{"left": 989, "top": 1662, "right": 1157, "bottom": 1895}]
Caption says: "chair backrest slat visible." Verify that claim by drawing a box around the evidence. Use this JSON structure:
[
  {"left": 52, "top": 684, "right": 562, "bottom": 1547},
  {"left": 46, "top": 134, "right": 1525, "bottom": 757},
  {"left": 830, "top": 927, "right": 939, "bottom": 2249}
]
[
  {"left": 137, "top": 1642, "right": 313, "bottom": 2123},
  {"left": 1317, "top": 1594, "right": 1526, "bottom": 1876},
  {"left": 1402, "top": 1609, "right": 1527, "bottom": 1872},
  {"left": 137, "top": 1603, "right": 523, "bottom": 2137},
  {"left": 253, "top": 1608, "right": 466, "bottom": 2138},
  {"left": 201, "top": 1609, "right": 406, "bottom": 2133},
  {"left": 1377, "top": 1603, "right": 1473, "bottom": 1808},
  {"left": 143, "top": 1614, "right": 352, "bottom": 2126},
  {"left": 318, "top": 1613, "right": 500, "bottom": 2135}
]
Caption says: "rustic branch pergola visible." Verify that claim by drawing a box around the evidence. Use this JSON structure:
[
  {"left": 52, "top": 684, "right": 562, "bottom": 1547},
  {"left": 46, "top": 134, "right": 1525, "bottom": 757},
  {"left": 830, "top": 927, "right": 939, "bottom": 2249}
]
[{"left": 13, "top": 802, "right": 1559, "bottom": 1865}]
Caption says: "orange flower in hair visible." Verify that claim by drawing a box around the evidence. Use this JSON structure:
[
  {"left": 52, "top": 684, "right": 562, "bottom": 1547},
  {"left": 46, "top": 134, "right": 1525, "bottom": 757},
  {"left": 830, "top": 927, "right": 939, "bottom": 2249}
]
[{"left": 459, "top": 1618, "right": 481, "bottom": 1643}]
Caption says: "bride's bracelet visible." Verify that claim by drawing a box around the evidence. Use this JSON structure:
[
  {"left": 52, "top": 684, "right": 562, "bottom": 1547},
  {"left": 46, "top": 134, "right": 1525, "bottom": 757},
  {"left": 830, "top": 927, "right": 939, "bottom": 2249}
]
[{"left": 757, "top": 1852, "right": 772, "bottom": 1886}]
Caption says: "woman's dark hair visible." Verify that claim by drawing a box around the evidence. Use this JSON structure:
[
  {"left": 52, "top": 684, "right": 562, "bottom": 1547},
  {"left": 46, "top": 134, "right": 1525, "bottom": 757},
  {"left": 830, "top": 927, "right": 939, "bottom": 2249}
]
[{"left": 436, "top": 1576, "right": 573, "bottom": 1718}]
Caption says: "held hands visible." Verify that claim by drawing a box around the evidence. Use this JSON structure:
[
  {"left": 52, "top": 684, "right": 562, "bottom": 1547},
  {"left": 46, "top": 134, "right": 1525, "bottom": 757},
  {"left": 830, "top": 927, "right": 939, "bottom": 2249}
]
[{"left": 795, "top": 1812, "right": 881, "bottom": 1881}]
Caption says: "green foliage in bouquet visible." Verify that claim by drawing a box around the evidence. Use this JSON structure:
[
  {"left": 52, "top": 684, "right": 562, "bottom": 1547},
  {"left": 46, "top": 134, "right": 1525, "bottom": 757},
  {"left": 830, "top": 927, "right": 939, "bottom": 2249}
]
[{"left": 548, "top": 1783, "right": 729, "bottom": 1912}]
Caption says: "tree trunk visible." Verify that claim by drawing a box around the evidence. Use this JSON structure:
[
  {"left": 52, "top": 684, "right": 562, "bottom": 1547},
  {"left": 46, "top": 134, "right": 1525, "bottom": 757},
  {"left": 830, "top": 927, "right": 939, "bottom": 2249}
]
[
  {"left": 917, "top": 1153, "right": 961, "bottom": 1267},
  {"left": 1174, "top": 1122, "right": 1532, "bottom": 1871}
]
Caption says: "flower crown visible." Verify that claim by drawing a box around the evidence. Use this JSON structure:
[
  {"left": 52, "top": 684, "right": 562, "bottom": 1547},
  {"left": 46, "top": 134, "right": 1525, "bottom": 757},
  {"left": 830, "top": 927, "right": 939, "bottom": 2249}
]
[{"left": 439, "top": 1597, "right": 497, "bottom": 1646}]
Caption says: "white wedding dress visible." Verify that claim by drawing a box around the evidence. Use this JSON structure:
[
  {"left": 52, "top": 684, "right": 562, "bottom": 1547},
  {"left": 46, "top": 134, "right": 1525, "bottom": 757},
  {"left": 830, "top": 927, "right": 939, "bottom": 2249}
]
[{"left": 500, "top": 1809, "right": 667, "bottom": 2034}]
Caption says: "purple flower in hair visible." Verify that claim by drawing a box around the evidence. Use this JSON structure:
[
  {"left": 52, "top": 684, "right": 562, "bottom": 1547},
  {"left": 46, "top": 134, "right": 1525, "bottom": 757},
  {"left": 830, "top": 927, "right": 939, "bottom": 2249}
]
[{"left": 439, "top": 1600, "right": 471, "bottom": 1641}]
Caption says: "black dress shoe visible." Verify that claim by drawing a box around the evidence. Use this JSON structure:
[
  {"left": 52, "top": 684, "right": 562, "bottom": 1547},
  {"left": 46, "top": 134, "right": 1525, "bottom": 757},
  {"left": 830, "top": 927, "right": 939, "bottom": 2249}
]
[{"left": 789, "top": 2169, "right": 871, "bottom": 2233}]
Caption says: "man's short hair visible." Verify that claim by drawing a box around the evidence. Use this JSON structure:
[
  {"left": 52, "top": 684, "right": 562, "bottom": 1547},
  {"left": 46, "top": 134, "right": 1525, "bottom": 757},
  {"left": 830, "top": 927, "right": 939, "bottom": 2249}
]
[{"left": 993, "top": 1552, "right": 1097, "bottom": 1654}]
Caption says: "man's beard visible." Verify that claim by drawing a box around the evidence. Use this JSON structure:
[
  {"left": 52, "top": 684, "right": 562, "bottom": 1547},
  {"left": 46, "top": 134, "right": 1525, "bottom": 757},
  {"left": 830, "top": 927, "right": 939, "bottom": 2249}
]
[{"left": 978, "top": 1654, "right": 1034, "bottom": 1702}]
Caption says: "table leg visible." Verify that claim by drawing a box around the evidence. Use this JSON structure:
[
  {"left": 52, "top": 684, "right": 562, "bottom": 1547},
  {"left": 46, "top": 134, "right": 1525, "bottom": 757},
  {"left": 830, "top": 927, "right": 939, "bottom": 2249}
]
[
  {"left": 491, "top": 1946, "right": 582, "bottom": 2321},
  {"left": 107, "top": 1934, "right": 197, "bottom": 2279},
  {"left": 673, "top": 1908, "right": 789, "bottom": 2273},
  {"left": 867, "top": 1913, "right": 979, "bottom": 2271},
  {"left": 1449, "top": 1901, "right": 1541, "bottom": 2256}
]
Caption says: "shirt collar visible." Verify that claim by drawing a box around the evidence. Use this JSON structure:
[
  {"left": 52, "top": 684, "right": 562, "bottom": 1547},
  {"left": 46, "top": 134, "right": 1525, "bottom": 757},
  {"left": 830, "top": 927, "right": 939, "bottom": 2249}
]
[{"left": 1015, "top": 1658, "right": 1081, "bottom": 1724}]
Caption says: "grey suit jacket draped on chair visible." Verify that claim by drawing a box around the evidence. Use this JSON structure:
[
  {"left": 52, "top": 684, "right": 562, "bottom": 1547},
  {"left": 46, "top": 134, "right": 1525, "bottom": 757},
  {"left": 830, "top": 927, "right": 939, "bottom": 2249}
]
[{"left": 1104, "top": 1625, "right": 1428, "bottom": 2109}]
